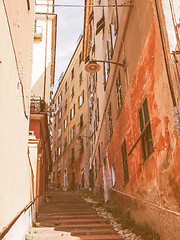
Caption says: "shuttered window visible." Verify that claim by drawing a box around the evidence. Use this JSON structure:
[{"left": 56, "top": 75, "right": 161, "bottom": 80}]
[
  {"left": 139, "top": 98, "right": 154, "bottom": 160},
  {"left": 121, "top": 139, "right": 129, "bottom": 185}
]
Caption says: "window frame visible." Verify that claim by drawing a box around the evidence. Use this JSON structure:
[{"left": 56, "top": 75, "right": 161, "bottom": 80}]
[
  {"left": 138, "top": 97, "right": 154, "bottom": 161},
  {"left": 121, "top": 139, "right": 129, "bottom": 185}
]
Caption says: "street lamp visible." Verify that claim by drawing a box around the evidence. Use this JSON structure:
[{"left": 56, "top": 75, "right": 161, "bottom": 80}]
[{"left": 85, "top": 60, "right": 125, "bottom": 73}]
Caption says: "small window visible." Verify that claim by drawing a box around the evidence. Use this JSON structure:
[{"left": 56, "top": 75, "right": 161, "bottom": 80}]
[
  {"left": 79, "top": 72, "right": 83, "bottom": 85},
  {"left": 121, "top": 139, "right": 129, "bottom": 185},
  {"left": 58, "top": 92, "right": 62, "bottom": 105},
  {"left": 71, "top": 86, "right": 74, "bottom": 98},
  {"left": 70, "top": 104, "right": 75, "bottom": 120},
  {"left": 80, "top": 138, "right": 84, "bottom": 154},
  {"left": 108, "top": 103, "right": 113, "bottom": 139},
  {"left": 116, "top": 70, "right": 122, "bottom": 112},
  {"left": 95, "top": 98, "right": 99, "bottom": 130},
  {"left": 59, "top": 107, "right": 62, "bottom": 120},
  {"left": 113, "top": 0, "right": 118, "bottom": 35},
  {"left": 58, "top": 146, "right": 61, "bottom": 156},
  {"left": 70, "top": 125, "right": 76, "bottom": 141},
  {"left": 58, "top": 128, "right": 62, "bottom": 138},
  {"left": 72, "top": 148, "right": 75, "bottom": 163},
  {"left": 108, "top": 24, "right": 113, "bottom": 59},
  {"left": 103, "top": 42, "right": 110, "bottom": 90},
  {"left": 93, "top": 73, "right": 97, "bottom": 92},
  {"left": 80, "top": 114, "right": 83, "bottom": 129},
  {"left": 139, "top": 98, "right": 154, "bottom": 160},
  {"left": 98, "top": 144, "right": 101, "bottom": 168},
  {"left": 71, "top": 68, "right": 74, "bottom": 80},
  {"left": 78, "top": 90, "right": 84, "bottom": 108},
  {"left": 65, "top": 99, "right": 67, "bottom": 110},
  {"left": 64, "top": 116, "right": 68, "bottom": 130},
  {"left": 65, "top": 82, "right": 67, "bottom": 93},
  {"left": 64, "top": 136, "right": 67, "bottom": 150},
  {"left": 79, "top": 52, "right": 82, "bottom": 65}
]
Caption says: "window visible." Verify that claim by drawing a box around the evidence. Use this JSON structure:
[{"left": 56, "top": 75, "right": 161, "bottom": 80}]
[
  {"left": 79, "top": 72, "right": 83, "bottom": 85},
  {"left": 70, "top": 125, "right": 76, "bottom": 141},
  {"left": 53, "top": 153, "right": 56, "bottom": 162},
  {"left": 98, "top": 144, "right": 101, "bottom": 168},
  {"left": 78, "top": 90, "right": 84, "bottom": 108},
  {"left": 58, "top": 145, "right": 61, "bottom": 156},
  {"left": 108, "top": 103, "right": 113, "bottom": 139},
  {"left": 64, "top": 136, "right": 67, "bottom": 150},
  {"left": 80, "top": 138, "right": 84, "bottom": 154},
  {"left": 64, "top": 116, "right": 68, "bottom": 130},
  {"left": 58, "top": 128, "right": 62, "bottom": 138},
  {"left": 111, "top": 162, "right": 116, "bottom": 186},
  {"left": 80, "top": 114, "right": 83, "bottom": 129},
  {"left": 65, "top": 99, "right": 67, "bottom": 110},
  {"left": 121, "top": 139, "right": 129, "bottom": 185},
  {"left": 139, "top": 98, "right": 154, "bottom": 160},
  {"left": 113, "top": 0, "right": 118, "bottom": 35},
  {"left": 58, "top": 92, "right": 62, "bottom": 105},
  {"left": 71, "top": 148, "right": 75, "bottom": 163},
  {"left": 116, "top": 70, "right": 122, "bottom": 112},
  {"left": 65, "top": 82, "right": 67, "bottom": 93},
  {"left": 108, "top": 25, "right": 113, "bottom": 59},
  {"left": 96, "top": 12, "right": 105, "bottom": 35},
  {"left": 103, "top": 42, "right": 110, "bottom": 90},
  {"left": 58, "top": 165, "right": 61, "bottom": 176},
  {"left": 89, "top": 20, "right": 93, "bottom": 55},
  {"left": 79, "top": 52, "right": 82, "bottom": 65},
  {"left": 93, "top": 73, "right": 97, "bottom": 92},
  {"left": 70, "top": 104, "right": 75, "bottom": 120},
  {"left": 95, "top": 98, "right": 99, "bottom": 130},
  {"left": 71, "top": 86, "right": 74, "bottom": 98},
  {"left": 58, "top": 107, "right": 62, "bottom": 120},
  {"left": 71, "top": 68, "right": 74, "bottom": 80}
]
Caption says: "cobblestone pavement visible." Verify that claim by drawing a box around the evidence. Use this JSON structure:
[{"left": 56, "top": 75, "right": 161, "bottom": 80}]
[{"left": 30, "top": 188, "right": 124, "bottom": 240}]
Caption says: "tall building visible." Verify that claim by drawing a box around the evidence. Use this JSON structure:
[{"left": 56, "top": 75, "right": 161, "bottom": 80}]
[
  {"left": 0, "top": 0, "right": 36, "bottom": 239},
  {"left": 31, "top": 0, "right": 57, "bottom": 105},
  {"left": 83, "top": 0, "right": 180, "bottom": 239},
  {"left": 51, "top": 37, "right": 90, "bottom": 190},
  {"left": 29, "top": 0, "right": 57, "bottom": 212}
]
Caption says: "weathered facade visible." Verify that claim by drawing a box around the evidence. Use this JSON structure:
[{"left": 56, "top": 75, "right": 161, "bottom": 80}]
[
  {"left": 0, "top": 0, "right": 35, "bottom": 239},
  {"left": 83, "top": 0, "right": 180, "bottom": 239},
  {"left": 51, "top": 37, "right": 90, "bottom": 190},
  {"left": 29, "top": 97, "right": 52, "bottom": 213}
]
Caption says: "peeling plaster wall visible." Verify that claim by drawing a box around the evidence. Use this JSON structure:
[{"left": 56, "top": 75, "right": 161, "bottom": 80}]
[{"left": 84, "top": 0, "right": 180, "bottom": 239}]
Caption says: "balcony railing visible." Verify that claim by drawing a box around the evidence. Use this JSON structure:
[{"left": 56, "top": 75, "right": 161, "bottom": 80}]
[{"left": 30, "top": 97, "right": 45, "bottom": 113}]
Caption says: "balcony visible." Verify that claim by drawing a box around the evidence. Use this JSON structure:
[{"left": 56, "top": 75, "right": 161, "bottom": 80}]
[{"left": 30, "top": 97, "right": 45, "bottom": 113}]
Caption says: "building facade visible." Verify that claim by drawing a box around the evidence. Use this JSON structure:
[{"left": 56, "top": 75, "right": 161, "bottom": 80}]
[
  {"left": 31, "top": 0, "right": 57, "bottom": 106},
  {"left": 0, "top": 0, "right": 36, "bottom": 239},
  {"left": 83, "top": 0, "right": 180, "bottom": 239},
  {"left": 51, "top": 37, "right": 90, "bottom": 190}
]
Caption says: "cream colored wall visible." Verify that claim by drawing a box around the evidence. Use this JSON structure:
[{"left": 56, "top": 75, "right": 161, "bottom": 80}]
[
  {"left": 31, "top": 12, "right": 54, "bottom": 105},
  {"left": 28, "top": 140, "right": 39, "bottom": 200},
  {"left": 0, "top": 0, "right": 35, "bottom": 233},
  {"left": 31, "top": 63, "right": 51, "bottom": 105}
]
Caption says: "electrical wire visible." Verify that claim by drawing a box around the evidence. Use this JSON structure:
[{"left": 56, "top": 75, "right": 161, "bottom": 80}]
[{"left": 35, "top": 1, "right": 132, "bottom": 8}]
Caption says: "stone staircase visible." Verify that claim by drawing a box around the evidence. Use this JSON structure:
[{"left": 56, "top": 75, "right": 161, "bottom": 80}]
[{"left": 28, "top": 189, "right": 124, "bottom": 240}]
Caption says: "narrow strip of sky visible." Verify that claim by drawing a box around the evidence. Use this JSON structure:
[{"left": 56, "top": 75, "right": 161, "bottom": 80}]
[{"left": 54, "top": 0, "right": 84, "bottom": 94}]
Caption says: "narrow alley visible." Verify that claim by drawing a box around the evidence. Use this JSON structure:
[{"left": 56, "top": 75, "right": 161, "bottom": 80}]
[
  {"left": 31, "top": 188, "right": 123, "bottom": 240},
  {"left": 1, "top": 0, "right": 180, "bottom": 239}
]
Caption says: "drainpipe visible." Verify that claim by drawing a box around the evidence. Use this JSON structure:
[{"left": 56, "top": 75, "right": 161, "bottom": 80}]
[{"left": 155, "top": 0, "right": 180, "bottom": 145}]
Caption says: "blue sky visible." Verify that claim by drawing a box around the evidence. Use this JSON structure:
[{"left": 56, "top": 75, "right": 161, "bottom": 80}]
[{"left": 54, "top": 0, "right": 84, "bottom": 92}]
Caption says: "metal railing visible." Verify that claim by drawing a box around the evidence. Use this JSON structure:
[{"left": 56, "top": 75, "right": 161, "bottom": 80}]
[{"left": 30, "top": 97, "right": 45, "bottom": 113}]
